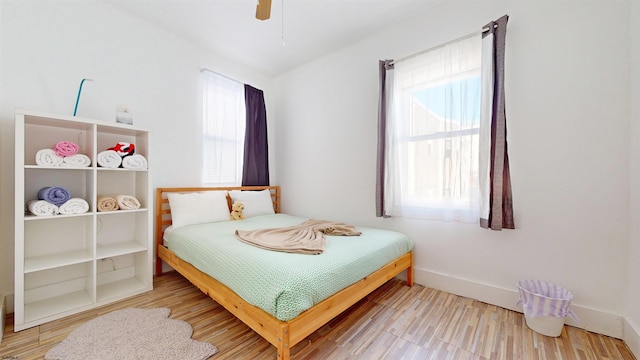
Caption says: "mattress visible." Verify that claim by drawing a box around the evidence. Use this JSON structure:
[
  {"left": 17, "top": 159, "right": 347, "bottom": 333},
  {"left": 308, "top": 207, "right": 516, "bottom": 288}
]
[{"left": 166, "top": 213, "right": 413, "bottom": 321}]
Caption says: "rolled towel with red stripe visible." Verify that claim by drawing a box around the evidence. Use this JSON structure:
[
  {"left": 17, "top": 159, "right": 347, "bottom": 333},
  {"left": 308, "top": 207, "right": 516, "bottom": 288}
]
[{"left": 108, "top": 142, "right": 135, "bottom": 157}]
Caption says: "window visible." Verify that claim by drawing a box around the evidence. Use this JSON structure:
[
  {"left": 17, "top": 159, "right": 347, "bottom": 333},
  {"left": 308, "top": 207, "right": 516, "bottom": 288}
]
[
  {"left": 385, "top": 34, "right": 482, "bottom": 222},
  {"left": 202, "top": 71, "right": 245, "bottom": 185}
]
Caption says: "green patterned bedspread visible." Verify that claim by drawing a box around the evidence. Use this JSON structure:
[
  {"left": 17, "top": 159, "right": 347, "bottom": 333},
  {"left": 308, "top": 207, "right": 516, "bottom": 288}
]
[{"left": 166, "top": 214, "right": 413, "bottom": 321}]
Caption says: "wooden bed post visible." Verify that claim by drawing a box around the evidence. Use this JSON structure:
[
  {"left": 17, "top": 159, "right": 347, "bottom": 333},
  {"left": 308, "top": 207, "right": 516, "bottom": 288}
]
[
  {"left": 277, "top": 324, "right": 291, "bottom": 360},
  {"left": 155, "top": 188, "right": 165, "bottom": 276},
  {"left": 407, "top": 252, "right": 414, "bottom": 286}
]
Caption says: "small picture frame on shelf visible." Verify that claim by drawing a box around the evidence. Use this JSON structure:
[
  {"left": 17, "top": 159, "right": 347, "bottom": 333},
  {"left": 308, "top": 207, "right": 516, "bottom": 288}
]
[{"left": 116, "top": 106, "right": 133, "bottom": 125}]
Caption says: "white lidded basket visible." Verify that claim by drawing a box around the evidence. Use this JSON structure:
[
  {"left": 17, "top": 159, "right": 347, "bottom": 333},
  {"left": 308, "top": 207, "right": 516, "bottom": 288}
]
[{"left": 516, "top": 280, "right": 579, "bottom": 337}]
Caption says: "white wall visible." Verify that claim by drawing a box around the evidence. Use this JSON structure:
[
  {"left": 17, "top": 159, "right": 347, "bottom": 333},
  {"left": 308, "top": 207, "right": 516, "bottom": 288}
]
[
  {"left": 0, "top": 1, "right": 275, "bottom": 312},
  {"left": 275, "top": 1, "right": 631, "bottom": 339},
  {"left": 626, "top": 0, "right": 640, "bottom": 355}
]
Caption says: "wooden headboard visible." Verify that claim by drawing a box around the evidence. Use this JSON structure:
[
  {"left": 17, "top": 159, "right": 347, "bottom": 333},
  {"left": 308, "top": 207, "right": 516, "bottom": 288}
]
[{"left": 155, "top": 185, "right": 280, "bottom": 274}]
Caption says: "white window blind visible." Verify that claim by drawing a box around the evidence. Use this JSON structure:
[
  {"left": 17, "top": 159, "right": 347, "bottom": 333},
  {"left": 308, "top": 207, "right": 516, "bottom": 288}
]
[{"left": 202, "top": 70, "right": 246, "bottom": 186}]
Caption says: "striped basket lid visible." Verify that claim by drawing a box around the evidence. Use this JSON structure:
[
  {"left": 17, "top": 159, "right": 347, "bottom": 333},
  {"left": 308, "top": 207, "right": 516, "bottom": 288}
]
[{"left": 516, "top": 279, "right": 579, "bottom": 322}]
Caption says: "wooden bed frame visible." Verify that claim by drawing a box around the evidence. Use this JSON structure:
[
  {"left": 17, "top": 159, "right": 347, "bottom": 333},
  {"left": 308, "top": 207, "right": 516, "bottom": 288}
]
[{"left": 155, "top": 186, "right": 413, "bottom": 360}]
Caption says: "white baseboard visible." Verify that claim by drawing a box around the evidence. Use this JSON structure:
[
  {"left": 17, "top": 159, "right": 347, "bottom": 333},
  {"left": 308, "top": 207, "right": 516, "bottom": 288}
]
[
  {"left": 413, "top": 267, "right": 625, "bottom": 339},
  {"left": 624, "top": 317, "right": 640, "bottom": 358}
]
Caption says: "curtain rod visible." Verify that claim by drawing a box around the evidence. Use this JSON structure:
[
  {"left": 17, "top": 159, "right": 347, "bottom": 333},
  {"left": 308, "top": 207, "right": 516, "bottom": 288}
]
[
  {"left": 391, "top": 24, "right": 496, "bottom": 66},
  {"left": 200, "top": 67, "right": 243, "bottom": 84}
]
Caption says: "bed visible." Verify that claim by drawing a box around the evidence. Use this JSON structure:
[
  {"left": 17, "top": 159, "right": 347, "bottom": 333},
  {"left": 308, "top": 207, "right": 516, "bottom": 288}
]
[{"left": 155, "top": 186, "right": 413, "bottom": 360}]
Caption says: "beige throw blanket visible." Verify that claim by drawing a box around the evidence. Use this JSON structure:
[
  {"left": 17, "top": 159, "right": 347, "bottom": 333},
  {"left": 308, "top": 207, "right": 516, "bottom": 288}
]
[{"left": 235, "top": 220, "right": 362, "bottom": 255}]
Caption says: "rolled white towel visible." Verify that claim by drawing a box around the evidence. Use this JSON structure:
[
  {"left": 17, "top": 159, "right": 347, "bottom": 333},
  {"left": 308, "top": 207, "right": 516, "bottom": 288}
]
[
  {"left": 122, "top": 154, "right": 148, "bottom": 170},
  {"left": 61, "top": 154, "right": 92, "bottom": 167},
  {"left": 27, "top": 199, "right": 59, "bottom": 216},
  {"left": 58, "top": 197, "right": 90, "bottom": 215},
  {"left": 97, "top": 150, "right": 122, "bottom": 168},
  {"left": 35, "top": 149, "right": 63, "bottom": 166},
  {"left": 115, "top": 194, "right": 141, "bottom": 210}
]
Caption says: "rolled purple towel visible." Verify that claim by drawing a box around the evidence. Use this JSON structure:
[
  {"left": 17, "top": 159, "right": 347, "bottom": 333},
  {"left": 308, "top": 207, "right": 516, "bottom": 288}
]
[
  {"left": 37, "top": 186, "right": 71, "bottom": 206},
  {"left": 54, "top": 141, "right": 79, "bottom": 157}
]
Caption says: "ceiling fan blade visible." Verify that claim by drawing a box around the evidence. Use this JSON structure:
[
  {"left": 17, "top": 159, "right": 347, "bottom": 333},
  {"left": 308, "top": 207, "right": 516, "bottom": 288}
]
[{"left": 256, "top": 0, "right": 272, "bottom": 20}]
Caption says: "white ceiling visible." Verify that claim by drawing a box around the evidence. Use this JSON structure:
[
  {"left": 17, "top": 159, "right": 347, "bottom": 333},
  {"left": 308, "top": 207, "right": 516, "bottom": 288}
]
[{"left": 108, "top": 0, "right": 442, "bottom": 76}]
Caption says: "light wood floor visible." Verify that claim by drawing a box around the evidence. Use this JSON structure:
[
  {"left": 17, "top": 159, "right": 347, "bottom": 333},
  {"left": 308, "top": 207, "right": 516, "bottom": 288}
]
[{"left": 1, "top": 271, "right": 635, "bottom": 360}]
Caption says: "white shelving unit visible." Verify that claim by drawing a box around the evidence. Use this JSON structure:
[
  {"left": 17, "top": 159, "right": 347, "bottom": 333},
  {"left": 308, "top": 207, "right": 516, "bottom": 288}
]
[{"left": 14, "top": 109, "right": 153, "bottom": 331}]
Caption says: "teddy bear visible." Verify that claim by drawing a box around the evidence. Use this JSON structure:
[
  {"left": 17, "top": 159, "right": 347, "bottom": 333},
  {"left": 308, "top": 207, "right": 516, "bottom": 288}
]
[{"left": 230, "top": 201, "right": 245, "bottom": 220}]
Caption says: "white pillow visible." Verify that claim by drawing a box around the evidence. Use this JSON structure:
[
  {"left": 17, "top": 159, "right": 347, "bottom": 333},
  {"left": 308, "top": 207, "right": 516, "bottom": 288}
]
[
  {"left": 229, "top": 189, "right": 275, "bottom": 218},
  {"left": 167, "top": 191, "right": 230, "bottom": 229}
]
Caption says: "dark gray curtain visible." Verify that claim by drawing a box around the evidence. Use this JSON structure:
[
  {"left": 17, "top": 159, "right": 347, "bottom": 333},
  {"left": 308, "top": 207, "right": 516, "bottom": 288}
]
[
  {"left": 480, "top": 14, "right": 515, "bottom": 230},
  {"left": 242, "top": 84, "right": 270, "bottom": 186},
  {"left": 376, "top": 60, "right": 394, "bottom": 217}
]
